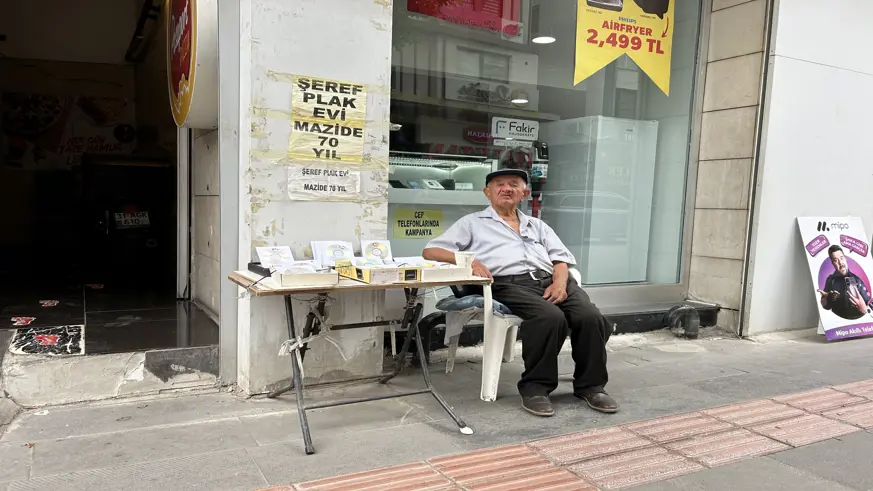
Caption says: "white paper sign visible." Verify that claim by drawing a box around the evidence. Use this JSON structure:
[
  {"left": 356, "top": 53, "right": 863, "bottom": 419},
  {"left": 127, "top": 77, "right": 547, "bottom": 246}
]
[
  {"left": 797, "top": 216, "right": 873, "bottom": 341},
  {"left": 287, "top": 165, "right": 361, "bottom": 201}
]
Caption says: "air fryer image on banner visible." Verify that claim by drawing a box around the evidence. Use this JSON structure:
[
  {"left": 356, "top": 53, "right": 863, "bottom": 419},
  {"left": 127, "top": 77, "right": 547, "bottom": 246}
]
[
  {"left": 797, "top": 217, "right": 873, "bottom": 341},
  {"left": 587, "top": 0, "right": 623, "bottom": 12},
  {"left": 634, "top": 0, "right": 670, "bottom": 19}
]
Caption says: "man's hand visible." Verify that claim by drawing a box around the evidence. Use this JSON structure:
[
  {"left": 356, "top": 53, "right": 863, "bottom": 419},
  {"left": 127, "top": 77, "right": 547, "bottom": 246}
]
[
  {"left": 847, "top": 286, "right": 867, "bottom": 313},
  {"left": 819, "top": 289, "right": 839, "bottom": 305},
  {"left": 543, "top": 282, "right": 568, "bottom": 304},
  {"left": 471, "top": 260, "right": 492, "bottom": 279}
]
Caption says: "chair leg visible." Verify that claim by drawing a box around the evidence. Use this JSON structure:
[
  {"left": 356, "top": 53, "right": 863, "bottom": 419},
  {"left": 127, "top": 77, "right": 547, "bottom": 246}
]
[
  {"left": 481, "top": 317, "right": 508, "bottom": 402},
  {"left": 445, "top": 334, "right": 460, "bottom": 374},
  {"left": 502, "top": 324, "right": 519, "bottom": 363}
]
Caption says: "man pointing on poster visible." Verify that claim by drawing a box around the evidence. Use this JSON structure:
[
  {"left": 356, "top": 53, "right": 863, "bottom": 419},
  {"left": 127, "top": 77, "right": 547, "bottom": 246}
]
[{"left": 819, "top": 245, "right": 871, "bottom": 320}]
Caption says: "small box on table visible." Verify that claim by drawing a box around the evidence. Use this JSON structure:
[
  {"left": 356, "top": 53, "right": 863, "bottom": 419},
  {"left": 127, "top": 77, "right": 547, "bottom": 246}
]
[{"left": 335, "top": 260, "right": 421, "bottom": 284}]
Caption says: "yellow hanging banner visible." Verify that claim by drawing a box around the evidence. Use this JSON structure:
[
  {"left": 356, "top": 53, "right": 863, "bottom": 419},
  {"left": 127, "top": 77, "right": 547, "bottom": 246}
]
[{"left": 574, "top": 0, "right": 675, "bottom": 95}]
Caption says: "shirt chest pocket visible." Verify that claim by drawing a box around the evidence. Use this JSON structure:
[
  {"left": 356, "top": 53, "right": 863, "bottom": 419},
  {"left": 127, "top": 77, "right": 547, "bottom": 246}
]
[{"left": 521, "top": 233, "right": 549, "bottom": 259}]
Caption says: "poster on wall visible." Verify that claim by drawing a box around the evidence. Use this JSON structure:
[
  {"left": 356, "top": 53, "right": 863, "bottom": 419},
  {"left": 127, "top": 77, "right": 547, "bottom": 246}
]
[
  {"left": 393, "top": 209, "right": 444, "bottom": 239},
  {"left": 797, "top": 217, "right": 873, "bottom": 341},
  {"left": 1, "top": 93, "right": 136, "bottom": 170},
  {"left": 288, "top": 75, "right": 367, "bottom": 164},
  {"left": 574, "top": 0, "right": 675, "bottom": 95},
  {"left": 286, "top": 164, "right": 362, "bottom": 202}
]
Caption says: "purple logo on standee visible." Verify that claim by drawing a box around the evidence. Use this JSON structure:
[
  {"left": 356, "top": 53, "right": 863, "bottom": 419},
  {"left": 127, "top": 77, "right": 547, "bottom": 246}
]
[
  {"left": 805, "top": 235, "right": 830, "bottom": 256},
  {"left": 828, "top": 322, "right": 873, "bottom": 341},
  {"left": 840, "top": 235, "right": 869, "bottom": 257}
]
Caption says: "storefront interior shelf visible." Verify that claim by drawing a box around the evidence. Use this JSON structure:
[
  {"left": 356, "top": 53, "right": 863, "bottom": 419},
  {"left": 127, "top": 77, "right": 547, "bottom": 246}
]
[
  {"left": 387, "top": 188, "right": 490, "bottom": 206},
  {"left": 391, "top": 91, "right": 561, "bottom": 121}
]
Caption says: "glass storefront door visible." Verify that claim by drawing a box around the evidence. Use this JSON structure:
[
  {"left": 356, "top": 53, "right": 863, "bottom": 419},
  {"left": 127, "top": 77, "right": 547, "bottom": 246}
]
[{"left": 389, "top": 0, "right": 703, "bottom": 287}]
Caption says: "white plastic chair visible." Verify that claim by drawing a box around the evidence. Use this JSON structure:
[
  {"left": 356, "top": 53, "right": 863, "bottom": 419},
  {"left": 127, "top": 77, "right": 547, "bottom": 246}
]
[{"left": 443, "top": 268, "right": 582, "bottom": 402}]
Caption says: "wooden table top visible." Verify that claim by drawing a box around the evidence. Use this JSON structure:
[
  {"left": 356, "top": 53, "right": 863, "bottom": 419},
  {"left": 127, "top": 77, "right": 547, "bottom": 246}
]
[{"left": 228, "top": 270, "right": 492, "bottom": 296}]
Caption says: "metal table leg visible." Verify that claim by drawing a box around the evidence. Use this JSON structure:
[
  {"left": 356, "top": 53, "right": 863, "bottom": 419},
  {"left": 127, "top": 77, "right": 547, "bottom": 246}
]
[
  {"left": 282, "top": 295, "right": 316, "bottom": 454},
  {"left": 269, "top": 287, "right": 473, "bottom": 455},
  {"left": 380, "top": 288, "right": 472, "bottom": 435},
  {"left": 267, "top": 296, "right": 325, "bottom": 399}
]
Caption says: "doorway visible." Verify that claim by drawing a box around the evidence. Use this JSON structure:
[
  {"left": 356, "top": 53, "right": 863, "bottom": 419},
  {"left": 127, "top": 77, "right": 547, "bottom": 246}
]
[{"left": 0, "top": 0, "right": 218, "bottom": 356}]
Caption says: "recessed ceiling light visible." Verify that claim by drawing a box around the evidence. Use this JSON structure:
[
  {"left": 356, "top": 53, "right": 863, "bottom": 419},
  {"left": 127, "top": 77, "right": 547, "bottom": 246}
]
[{"left": 532, "top": 36, "right": 556, "bottom": 44}]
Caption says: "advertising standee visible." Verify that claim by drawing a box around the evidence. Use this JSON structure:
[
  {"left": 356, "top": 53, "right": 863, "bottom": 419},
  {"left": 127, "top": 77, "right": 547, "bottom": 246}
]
[{"left": 797, "top": 217, "right": 873, "bottom": 341}]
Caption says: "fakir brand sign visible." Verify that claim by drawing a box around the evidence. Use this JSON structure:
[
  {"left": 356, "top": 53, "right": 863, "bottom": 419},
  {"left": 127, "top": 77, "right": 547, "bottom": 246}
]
[{"left": 491, "top": 117, "right": 539, "bottom": 141}]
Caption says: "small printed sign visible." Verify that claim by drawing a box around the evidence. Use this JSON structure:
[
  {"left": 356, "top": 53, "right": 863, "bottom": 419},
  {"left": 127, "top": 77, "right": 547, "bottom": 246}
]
[
  {"left": 39, "top": 300, "right": 59, "bottom": 307},
  {"left": 287, "top": 165, "right": 362, "bottom": 202},
  {"left": 393, "top": 209, "right": 443, "bottom": 239},
  {"left": 114, "top": 211, "right": 150, "bottom": 229}
]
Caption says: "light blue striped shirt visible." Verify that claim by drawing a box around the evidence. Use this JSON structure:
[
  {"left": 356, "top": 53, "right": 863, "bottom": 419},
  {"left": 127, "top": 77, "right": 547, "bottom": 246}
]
[{"left": 426, "top": 206, "right": 576, "bottom": 276}]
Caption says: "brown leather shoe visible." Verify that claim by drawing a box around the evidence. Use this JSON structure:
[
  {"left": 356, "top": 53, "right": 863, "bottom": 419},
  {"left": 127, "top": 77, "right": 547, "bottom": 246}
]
[
  {"left": 575, "top": 389, "right": 619, "bottom": 413},
  {"left": 521, "top": 396, "right": 555, "bottom": 417}
]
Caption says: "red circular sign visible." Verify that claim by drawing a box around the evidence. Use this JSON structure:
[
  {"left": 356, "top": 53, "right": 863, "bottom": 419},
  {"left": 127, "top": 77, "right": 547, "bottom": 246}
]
[{"left": 168, "top": 0, "right": 196, "bottom": 126}]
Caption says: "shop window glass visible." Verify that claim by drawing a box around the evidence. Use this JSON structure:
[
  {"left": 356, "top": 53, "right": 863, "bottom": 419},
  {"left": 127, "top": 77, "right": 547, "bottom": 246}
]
[{"left": 390, "top": 0, "right": 702, "bottom": 286}]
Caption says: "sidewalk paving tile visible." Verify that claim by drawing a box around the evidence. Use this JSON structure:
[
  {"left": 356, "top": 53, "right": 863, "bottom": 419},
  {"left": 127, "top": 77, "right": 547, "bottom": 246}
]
[
  {"left": 0, "top": 443, "right": 30, "bottom": 483},
  {"left": 621, "top": 413, "right": 734, "bottom": 444},
  {"left": 629, "top": 456, "right": 858, "bottom": 491},
  {"left": 750, "top": 413, "right": 859, "bottom": 447},
  {"left": 832, "top": 379, "right": 873, "bottom": 399},
  {"left": 664, "top": 428, "right": 789, "bottom": 467},
  {"left": 773, "top": 388, "right": 867, "bottom": 413},
  {"left": 295, "top": 462, "right": 455, "bottom": 491},
  {"left": 528, "top": 427, "right": 652, "bottom": 465},
  {"left": 769, "top": 431, "right": 873, "bottom": 491},
  {"left": 428, "top": 445, "right": 552, "bottom": 486},
  {"left": 822, "top": 400, "right": 873, "bottom": 429},
  {"left": 461, "top": 466, "right": 598, "bottom": 491},
  {"left": 702, "top": 399, "right": 806, "bottom": 426},
  {"left": 567, "top": 447, "right": 703, "bottom": 490}
]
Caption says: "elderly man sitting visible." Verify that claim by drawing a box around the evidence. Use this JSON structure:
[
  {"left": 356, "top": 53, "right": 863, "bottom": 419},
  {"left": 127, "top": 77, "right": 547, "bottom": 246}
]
[{"left": 423, "top": 169, "right": 617, "bottom": 417}]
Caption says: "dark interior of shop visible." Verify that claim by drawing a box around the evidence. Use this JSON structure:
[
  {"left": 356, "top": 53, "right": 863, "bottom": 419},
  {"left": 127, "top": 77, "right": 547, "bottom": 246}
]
[{"left": 0, "top": 0, "right": 217, "bottom": 355}]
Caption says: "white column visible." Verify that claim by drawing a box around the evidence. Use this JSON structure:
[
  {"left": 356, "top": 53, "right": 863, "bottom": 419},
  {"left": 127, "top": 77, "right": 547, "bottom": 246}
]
[{"left": 234, "top": 0, "right": 393, "bottom": 393}]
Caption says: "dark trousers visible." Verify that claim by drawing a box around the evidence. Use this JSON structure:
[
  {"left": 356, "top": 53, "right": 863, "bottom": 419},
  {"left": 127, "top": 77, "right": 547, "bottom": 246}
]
[{"left": 492, "top": 276, "right": 611, "bottom": 397}]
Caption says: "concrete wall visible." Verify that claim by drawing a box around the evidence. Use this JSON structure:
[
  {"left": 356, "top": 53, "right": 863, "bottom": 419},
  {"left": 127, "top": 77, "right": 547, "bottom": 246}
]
[
  {"left": 193, "top": 130, "right": 221, "bottom": 317},
  {"left": 234, "top": 0, "right": 394, "bottom": 394},
  {"left": 688, "top": 0, "right": 767, "bottom": 331},
  {"left": 743, "top": 1, "right": 873, "bottom": 334}
]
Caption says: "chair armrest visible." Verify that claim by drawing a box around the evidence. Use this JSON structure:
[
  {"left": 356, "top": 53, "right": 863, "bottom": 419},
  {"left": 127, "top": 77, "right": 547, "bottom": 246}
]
[{"left": 569, "top": 267, "right": 582, "bottom": 285}]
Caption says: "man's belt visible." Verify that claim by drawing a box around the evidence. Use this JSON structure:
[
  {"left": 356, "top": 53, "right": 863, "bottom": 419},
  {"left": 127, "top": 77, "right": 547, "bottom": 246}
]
[{"left": 493, "top": 270, "right": 552, "bottom": 283}]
